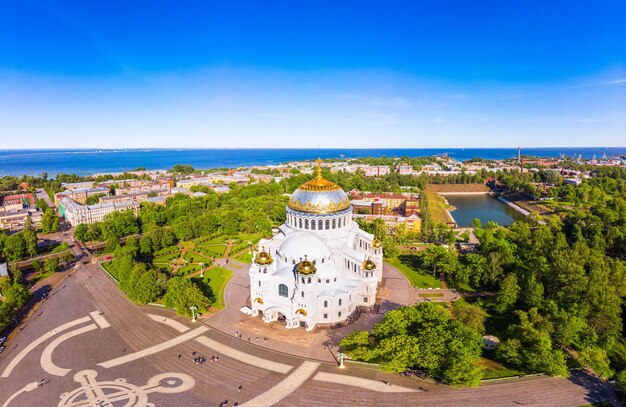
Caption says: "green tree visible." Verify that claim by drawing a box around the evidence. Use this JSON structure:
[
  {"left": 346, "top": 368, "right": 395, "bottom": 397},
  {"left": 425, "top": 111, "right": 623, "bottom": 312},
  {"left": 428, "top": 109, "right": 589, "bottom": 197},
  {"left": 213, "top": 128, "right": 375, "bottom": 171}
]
[
  {"left": 494, "top": 274, "right": 520, "bottom": 313},
  {"left": 43, "top": 257, "right": 59, "bottom": 274},
  {"left": 340, "top": 303, "right": 483, "bottom": 386},
  {"left": 440, "top": 322, "right": 483, "bottom": 386},
  {"left": 22, "top": 229, "right": 38, "bottom": 258},
  {"left": 163, "top": 277, "right": 212, "bottom": 316},
  {"left": 454, "top": 302, "right": 487, "bottom": 333},
  {"left": 3, "top": 234, "right": 26, "bottom": 261},
  {"left": 578, "top": 347, "right": 614, "bottom": 379},
  {"left": 123, "top": 265, "right": 164, "bottom": 305},
  {"left": 74, "top": 224, "right": 89, "bottom": 242},
  {"left": 615, "top": 370, "right": 626, "bottom": 392},
  {"left": 41, "top": 208, "right": 60, "bottom": 233}
]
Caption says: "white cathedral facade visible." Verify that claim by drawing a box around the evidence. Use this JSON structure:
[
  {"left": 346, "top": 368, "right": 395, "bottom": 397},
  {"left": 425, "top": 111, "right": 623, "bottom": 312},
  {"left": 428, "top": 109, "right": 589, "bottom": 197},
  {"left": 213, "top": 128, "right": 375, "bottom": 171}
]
[{"left": 249, "top": 160, "right": 383, "bottom": 331}]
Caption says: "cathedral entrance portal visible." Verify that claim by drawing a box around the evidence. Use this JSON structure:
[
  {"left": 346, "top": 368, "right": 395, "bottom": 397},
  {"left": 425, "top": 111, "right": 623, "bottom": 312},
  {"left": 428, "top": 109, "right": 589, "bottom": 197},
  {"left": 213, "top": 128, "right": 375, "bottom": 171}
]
[{"left": 277, "top": 312, "right": 287, "bottom": 325}]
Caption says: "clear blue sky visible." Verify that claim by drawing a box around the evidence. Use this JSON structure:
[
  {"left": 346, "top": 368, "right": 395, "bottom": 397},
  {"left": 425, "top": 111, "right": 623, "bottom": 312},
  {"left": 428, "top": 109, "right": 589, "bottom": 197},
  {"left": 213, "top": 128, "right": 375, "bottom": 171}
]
[{"left": 1, "top": 1, "right": 624, "bottom": 148}]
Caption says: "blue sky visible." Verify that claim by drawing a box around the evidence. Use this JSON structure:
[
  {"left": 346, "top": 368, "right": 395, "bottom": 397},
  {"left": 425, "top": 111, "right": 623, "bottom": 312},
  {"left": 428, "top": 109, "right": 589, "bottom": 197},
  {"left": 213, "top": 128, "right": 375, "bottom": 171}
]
[{"left": 0, "top": 1, "right": 624, "bottom": 148}]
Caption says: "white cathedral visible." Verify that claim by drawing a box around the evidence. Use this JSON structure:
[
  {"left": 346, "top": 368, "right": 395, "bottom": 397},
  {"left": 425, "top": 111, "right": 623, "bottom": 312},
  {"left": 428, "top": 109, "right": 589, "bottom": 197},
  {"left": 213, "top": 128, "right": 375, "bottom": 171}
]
[{"left": 249, "top": 159, "right": 383, "bottom": 331}]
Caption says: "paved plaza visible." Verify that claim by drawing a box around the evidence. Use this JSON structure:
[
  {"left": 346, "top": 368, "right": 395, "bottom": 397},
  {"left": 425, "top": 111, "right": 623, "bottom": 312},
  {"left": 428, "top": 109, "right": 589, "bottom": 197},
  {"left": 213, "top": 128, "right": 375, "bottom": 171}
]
[{"left": 0, "top": 260, "right": 619, "bottom": 406}]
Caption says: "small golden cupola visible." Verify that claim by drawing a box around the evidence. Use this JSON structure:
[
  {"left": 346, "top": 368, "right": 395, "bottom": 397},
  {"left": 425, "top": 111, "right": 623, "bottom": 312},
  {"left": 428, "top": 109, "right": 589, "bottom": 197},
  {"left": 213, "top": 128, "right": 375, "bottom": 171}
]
[
  {"left": 372, "top": 239, "right": 382, "bottom": 248},
  {"left": 363, "top": 258, "right": 376, "bottom": 271},
  {"left": 255, "top": 246, "right": 273, "bottom": 265},
  {"left": 296, "top": 255, "right": 317, "bottom": 275}
]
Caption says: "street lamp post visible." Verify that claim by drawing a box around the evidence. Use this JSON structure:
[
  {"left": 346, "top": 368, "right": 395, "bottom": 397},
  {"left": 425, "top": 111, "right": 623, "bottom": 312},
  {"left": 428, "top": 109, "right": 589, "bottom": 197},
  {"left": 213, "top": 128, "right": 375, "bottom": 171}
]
[
  {"left": 199, "top": 263, "right": 205, "bottom": 278},
  {"left": 189, "top": 306, "right": 198, "bottom": 323},
  {"left": 337, "top": 352, "right": 347, "bottom": 369}
]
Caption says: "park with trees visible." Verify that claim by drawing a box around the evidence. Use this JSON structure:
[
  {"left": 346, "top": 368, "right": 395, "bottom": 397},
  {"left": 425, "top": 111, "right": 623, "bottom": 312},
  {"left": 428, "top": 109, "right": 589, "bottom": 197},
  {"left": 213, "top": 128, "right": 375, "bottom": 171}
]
[
  {"left": 339, "top": 164, "right": 626, "bottom": 389},
  {"left": 2, "top": 158, "right": 626, "bottom": 392}
]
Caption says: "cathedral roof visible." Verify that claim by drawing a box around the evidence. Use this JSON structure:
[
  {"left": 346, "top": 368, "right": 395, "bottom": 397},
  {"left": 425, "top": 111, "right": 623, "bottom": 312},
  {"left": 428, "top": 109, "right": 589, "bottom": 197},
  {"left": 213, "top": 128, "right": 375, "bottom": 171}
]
[
  {"left": 287, "top": 158, "right": 350, "bottom": 214},
  {"left": 279, "top": 232, "right": 331, "bottom": 260}
]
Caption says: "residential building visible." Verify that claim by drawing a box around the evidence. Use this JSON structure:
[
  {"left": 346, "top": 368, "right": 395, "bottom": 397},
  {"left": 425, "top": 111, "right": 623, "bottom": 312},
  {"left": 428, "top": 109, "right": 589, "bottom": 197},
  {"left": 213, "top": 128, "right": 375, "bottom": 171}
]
[{"left": 59, "top": 197, "right": 139, "bottom": 226}]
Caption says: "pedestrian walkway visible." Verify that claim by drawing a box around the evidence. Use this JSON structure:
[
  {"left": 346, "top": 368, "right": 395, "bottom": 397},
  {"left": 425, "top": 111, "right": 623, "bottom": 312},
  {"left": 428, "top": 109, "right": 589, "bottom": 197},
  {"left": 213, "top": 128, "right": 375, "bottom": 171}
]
[
  {"left": 314, "top": 372, "right": 418, "bottom": 393},
  {"left": 98, "top": 326, "right": 209, "bottom": 369},
  {"left": 241, "top": 361, "right": 320, "bottom": 407}
]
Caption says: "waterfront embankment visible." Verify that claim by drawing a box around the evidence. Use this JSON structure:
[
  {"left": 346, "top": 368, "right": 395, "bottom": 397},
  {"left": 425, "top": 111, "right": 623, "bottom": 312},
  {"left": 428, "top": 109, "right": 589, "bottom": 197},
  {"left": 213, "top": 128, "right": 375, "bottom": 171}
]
[
  {"left": 496, "top": 196, "right": 531, "bottom": 216},
  {"left": 438, "top": 191, "right": 490, "bottom": 196}
]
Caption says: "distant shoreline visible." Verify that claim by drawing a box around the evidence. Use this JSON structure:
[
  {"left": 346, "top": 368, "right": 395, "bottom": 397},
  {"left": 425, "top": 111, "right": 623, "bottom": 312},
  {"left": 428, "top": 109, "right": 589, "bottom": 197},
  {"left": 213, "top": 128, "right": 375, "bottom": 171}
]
[{"left": 1, "top": 147, "right": 625, "bottom": 177}]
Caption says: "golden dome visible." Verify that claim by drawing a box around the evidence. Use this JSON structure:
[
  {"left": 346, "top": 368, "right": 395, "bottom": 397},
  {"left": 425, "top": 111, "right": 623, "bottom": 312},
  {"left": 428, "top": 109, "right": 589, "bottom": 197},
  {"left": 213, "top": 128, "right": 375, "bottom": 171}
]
[
  {"left": 373, "top": 239, "right": 382, "bottom": 248},
  {"left": 363, "top": 259, "right": 376, "bottom": 271},
  {"left": 288, "top": 158, "right": 350, "bottom": 214},
  {"left": 296, "top": 255, "right": 317, "bottom": 275},
  {"left": 255, "top": 247, "right": 273, "bottom": 265}
]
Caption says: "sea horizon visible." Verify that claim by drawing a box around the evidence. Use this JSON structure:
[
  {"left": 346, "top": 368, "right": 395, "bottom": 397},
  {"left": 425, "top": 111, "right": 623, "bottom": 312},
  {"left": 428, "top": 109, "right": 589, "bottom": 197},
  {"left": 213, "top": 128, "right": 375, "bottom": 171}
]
[{"left": 1, "top": 147, "right": 625, "bottom": 177}]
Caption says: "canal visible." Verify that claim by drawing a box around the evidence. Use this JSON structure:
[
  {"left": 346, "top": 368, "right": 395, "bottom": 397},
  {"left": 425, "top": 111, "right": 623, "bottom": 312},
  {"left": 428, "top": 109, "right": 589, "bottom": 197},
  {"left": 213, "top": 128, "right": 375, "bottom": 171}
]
[{"left": 444, "top": 194, "right": 525, "bottom": 227}]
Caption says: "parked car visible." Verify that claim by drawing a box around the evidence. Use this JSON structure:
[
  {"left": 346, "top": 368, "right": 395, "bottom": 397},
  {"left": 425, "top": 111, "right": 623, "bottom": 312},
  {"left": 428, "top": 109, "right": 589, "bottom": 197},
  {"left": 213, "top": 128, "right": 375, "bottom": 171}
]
[{"left": 0, "top": 336, "right": 5, "bottom": 345}]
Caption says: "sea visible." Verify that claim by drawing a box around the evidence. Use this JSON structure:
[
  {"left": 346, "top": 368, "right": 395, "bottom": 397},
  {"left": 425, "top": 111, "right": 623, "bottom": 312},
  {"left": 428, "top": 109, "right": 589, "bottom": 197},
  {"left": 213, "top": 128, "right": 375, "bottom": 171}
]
[{"left": 0, "top": 148, "right": 625, "bottom": 177}]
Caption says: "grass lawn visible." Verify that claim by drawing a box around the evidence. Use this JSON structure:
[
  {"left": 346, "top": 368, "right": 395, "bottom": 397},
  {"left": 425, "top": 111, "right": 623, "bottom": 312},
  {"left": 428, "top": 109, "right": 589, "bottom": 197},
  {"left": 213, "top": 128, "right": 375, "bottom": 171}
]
[
  {"left": 229, "top": 233, "right": 263, "bottom": 253},
  {"left": 183, "top": 251, "right": 212, "bottom": 264},
  {"left": 233, "top": 251, "right": 253, "bottom": 263},
  {"left": 422, "top": 190, "right": 452, "bottom": 224},
  {"left": 387, "top": 256, "right": 442, "bottom": 288},
  {"left": 418, "top": 293, "right": 444, "bottom": 298},
  {"left": 153, "top": 250, "right": 181, "bottom": 264},
  {"left": 479, "top": 357, "right": 525, "bottom": 379},
  {"left": 201, "top": 266, "right": 233, "bottom": 309},
  {"left": 177, "top": 264, "right": 200, "bottom": 276},
  {"left": 197, "top": 244, "right": 227, "bottom": 257},
  {"left": 100, "top": 261, "right": 119, "bottom": 281},
  {"left": 196, "top": 235, "right": 227, "bottom": 245}
]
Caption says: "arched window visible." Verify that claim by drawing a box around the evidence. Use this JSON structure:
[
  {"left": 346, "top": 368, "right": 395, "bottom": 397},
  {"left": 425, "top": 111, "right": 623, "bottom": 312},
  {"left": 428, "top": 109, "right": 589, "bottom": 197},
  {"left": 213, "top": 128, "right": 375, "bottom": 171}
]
[
  {"left": 299, "top": 218, "right": 302, "bottom": 228},
  {"left": 292, "top": 259, "right": 296, "bottom": 265},
  {"left": 332, "top": 219, "right": 336, "bottom": 229},
  {"left": 305, "top": 219, "right": 309, "bottom": 229},
  {"left": 301, "top": 277, "right": 305, "bottom": 284},
  {"left": 324, "top": 300, "right": 328, "bottom": 307},
  {"left": 325, "top": 219, "right": 330, "bottom": 230},
  {"left": 278, "top": 284, "right": 288, "bottom": 297},
  {"left": 339, "top": 298, "right": 342, "bottom": 306},
  {"left": 312, "top": 220, "right": 316, "bottom": 230},
  {"left": 318, "top": 219, "right": 323, "bottom": 230},
  {"left": 307, "top": 277, "right": 311, "bottom": 283}
]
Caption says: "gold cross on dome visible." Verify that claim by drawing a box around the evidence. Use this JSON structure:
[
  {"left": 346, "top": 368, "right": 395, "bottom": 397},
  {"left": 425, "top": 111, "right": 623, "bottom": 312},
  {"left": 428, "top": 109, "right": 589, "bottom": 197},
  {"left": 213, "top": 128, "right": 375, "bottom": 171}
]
[{"left": 316, "top": 158, "right": 323, "bottom": 177}]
